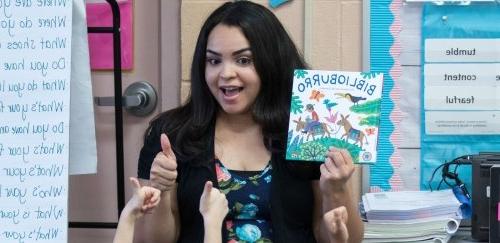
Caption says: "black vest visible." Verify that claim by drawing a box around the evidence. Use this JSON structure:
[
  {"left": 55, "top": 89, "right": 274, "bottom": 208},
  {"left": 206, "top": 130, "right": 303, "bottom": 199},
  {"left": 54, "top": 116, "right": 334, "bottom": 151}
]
[{"left": 138, "top": 124, "right": 320, "bottom": 243}]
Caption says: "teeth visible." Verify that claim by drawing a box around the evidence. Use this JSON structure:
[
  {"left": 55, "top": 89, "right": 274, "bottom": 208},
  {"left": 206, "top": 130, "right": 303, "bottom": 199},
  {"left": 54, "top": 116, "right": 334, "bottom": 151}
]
[{"left": 221, "top": 87, "right": 241, "bottom": 96}]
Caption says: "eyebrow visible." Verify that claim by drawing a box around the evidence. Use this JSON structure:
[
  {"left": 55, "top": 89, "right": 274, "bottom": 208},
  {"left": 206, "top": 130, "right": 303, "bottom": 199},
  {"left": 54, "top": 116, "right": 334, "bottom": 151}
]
[{"left": 206, "top": 47, "right": 252, "bottom": 56}]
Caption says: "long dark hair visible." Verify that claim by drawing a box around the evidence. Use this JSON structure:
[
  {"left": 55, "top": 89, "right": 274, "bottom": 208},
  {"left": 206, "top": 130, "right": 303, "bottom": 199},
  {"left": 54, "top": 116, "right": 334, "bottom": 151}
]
[{"left": 146, "top": 1, "right": 307, "bottom": 165}]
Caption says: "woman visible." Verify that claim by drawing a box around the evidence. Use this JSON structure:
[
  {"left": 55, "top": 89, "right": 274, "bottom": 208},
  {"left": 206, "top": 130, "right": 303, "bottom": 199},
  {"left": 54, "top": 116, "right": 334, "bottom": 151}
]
[{"left": 134, "top": 1, "right": 363, "bottom": 242}]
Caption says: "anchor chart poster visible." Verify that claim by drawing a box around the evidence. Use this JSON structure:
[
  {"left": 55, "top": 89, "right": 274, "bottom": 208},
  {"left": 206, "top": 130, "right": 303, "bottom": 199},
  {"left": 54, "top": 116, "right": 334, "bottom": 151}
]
[
  {"left": 286, "top": 69, "right": 383, "bottom": 164},
  {"left": 0, "top": 1, "right": 72, "bottom": 242}
]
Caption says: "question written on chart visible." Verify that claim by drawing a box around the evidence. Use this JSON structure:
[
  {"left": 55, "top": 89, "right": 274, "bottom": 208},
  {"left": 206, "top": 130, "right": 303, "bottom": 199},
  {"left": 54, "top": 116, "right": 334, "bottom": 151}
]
[{"left": 0, "top": 0, "right": 72, "bottom": 242}]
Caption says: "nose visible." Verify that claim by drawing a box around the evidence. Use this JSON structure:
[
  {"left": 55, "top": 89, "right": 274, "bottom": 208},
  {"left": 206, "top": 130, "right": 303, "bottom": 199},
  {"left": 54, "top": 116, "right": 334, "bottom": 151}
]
[{"left": 220, "top": 63, "right": 236, "bottom": 80}]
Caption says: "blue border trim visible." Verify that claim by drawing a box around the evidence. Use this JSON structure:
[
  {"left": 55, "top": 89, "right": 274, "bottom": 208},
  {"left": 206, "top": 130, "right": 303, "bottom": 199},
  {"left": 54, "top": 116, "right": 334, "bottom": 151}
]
[{"left": 369, "top": 1, "right": 395, "bottom": 191}]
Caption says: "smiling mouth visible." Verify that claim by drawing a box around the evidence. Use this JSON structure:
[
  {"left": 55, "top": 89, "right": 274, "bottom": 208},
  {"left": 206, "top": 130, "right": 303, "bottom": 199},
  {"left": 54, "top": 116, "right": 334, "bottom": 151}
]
[{"left": 220, "top": 87, "right": 243, "bottom": 96}]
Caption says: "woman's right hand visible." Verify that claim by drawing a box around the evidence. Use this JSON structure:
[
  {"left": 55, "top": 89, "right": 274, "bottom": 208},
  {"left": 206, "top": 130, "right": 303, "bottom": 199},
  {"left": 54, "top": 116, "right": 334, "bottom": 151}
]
[{"left": 150, "top": 133, "right": 178, "bottom": 192}]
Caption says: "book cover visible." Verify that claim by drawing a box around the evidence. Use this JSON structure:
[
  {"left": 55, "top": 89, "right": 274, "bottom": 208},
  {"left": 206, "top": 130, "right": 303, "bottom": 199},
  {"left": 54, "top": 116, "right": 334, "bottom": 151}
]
[{"left": 286, "top": 69, "right": 384, "bottom": 164}]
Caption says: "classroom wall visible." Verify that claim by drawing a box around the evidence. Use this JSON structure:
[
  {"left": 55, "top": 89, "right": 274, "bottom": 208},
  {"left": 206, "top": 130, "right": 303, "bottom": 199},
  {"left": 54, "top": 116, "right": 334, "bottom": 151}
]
[
  {"left": 180, "top": 0, "right": 364, "bottom": 202},
  {"left": 69, "top": 1, "right": 177, "bottom": 242},
  {"left": 69, "top": 1, "right": 363, "bottom": 242}
]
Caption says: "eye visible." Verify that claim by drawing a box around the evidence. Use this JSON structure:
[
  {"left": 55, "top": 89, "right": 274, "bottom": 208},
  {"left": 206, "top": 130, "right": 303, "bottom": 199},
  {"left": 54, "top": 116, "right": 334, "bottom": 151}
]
[
  {"left": 206, "top": 57, "right": 220, "bottom": 65},
  {"left": 236, "top": 56, "right": 252, "bottom": 66}
]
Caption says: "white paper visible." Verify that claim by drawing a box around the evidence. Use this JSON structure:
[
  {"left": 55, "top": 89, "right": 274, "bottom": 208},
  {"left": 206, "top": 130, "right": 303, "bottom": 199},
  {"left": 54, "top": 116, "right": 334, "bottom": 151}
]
[
  {"left": 363, "top": 190, "right": 462, "bottom": 243},
  {"left": 398, "top": 66, "right": 421, "bottom": 147},
  {"left": 69, "top": 0, "right": 97, "bottom": 175},
  {"left": 425, "top": 111, "right": 500, "bottom": 135},
  {"left": 0, "top": 1, "right": 73, "bottom": 242},
  {"left": 424, "top": 63, "right": 500, "bottom": 86},
  {"left": 425, "top": 39, "right": 500, "bottom": 62},
  {"left": 363, "top": 189, "right": 461, "bottom": 216},
  {"left": 424, "top": 85, "right": 500, "bottom": 110},
  {"left": 400, "top": 3, "right": 422, "bottom": 66},
  {"left": 364, "top": 217, "right": 460, "bottom": 238}
]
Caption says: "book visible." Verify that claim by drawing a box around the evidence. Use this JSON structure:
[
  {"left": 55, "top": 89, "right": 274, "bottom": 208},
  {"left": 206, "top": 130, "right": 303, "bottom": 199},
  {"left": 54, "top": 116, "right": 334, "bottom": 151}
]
[
  {"left": 362, "top": 189, "right": 462, "bottom": 221},
  {"left": 364, "top": 224, "right": 456, "bottom": 243},
  {"left": 363, "top": 217, "right": 459, "bottom": 243},
  {"left": 361, "top": 189, "right": 462, "bottom": 243},
  {"left": 285, "top": 69, "right": 383, "bottom": 163}
]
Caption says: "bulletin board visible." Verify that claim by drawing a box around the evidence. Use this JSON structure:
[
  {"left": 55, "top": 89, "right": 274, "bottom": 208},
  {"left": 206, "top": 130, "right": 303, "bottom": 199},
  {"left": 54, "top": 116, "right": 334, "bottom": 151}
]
[{"left": 366, "top": 0, "right": 500, "bottom": 192}]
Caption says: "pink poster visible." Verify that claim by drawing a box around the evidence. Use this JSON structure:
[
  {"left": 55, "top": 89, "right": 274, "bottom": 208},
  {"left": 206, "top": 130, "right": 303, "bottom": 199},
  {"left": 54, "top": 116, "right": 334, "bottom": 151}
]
[{"left": 86, "top": 0, "right": 133, "bottom": 70}]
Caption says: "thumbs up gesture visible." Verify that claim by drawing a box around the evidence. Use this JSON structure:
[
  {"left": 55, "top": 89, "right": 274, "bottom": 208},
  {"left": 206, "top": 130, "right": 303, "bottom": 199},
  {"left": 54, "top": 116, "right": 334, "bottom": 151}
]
[
  {"left": 199, "top": 181, "right": 229, "bottom": 226},
  {"left": 150, "top": 134, "right": 178, "bottom": 192},
  {"left": 126, "top": 177, "right": 161, "bottom": 219}
]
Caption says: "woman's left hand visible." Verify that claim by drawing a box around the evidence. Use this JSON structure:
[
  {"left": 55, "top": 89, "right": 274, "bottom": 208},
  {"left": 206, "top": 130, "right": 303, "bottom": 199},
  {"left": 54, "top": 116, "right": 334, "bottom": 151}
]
[{"left": 319, "top": 147, "right": 355, "bottom": 194}]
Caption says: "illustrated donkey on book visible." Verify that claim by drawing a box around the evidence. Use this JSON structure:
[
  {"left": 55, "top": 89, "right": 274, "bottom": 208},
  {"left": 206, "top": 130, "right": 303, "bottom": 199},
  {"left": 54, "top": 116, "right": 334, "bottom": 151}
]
[
  {"left": 293, "top": 117, "right": 331, "bottom": 141},
  {"left": 337, "top": 114, "right": 368, "bottom": 149}
]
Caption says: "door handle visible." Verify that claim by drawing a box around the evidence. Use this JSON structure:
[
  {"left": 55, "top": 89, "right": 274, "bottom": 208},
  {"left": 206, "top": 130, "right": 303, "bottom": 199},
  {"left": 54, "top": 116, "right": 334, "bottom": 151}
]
[{"left": 94, "top": 81, "right": 158, "bottom": 117}]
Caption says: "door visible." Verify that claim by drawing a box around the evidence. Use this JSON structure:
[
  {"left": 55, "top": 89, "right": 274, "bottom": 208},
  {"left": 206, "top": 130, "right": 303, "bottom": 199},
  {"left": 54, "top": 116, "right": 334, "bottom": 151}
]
[{"left": 68, "top": 1, "right": 180, "bottom": 242}]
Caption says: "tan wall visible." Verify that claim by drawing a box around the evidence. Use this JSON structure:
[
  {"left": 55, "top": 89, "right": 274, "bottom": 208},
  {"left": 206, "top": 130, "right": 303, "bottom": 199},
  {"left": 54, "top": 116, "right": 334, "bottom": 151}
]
[{"left": 180, "top": 0, "right": 363, "bottom": 201}]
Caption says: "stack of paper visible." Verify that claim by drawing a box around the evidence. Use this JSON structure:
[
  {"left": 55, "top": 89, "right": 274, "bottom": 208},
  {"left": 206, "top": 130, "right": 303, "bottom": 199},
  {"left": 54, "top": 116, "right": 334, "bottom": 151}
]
[{"left": 362, "top": 189, "right": 462, "bottom": 243}]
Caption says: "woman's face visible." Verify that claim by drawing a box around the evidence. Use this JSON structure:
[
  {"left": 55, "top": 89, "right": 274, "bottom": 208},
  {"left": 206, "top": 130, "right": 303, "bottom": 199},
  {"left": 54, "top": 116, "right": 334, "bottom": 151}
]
[{"left": 205, "top": 24, "right": 261, "bottom": 116}]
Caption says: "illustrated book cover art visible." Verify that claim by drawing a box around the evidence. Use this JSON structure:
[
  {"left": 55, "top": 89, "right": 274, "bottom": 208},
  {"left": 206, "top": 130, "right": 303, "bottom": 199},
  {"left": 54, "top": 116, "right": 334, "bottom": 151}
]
[{"left": 285, "top": 69, "right": 384, "bottom": 164}]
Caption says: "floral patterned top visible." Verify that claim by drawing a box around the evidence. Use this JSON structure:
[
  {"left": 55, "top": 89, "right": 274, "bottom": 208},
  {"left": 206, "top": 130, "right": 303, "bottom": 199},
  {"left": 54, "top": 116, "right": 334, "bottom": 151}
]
[{"left": 215, "top": 160, "right": 273, "bottom": 243}]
